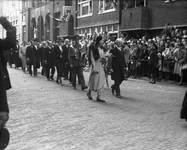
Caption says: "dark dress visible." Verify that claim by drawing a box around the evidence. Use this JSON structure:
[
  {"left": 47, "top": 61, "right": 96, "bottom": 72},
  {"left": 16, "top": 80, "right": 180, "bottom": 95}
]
[
  {"left": 12, "top": 45, "right": 22, "bottom": 68},
  {"left": 180, "top": 90, "right": 187, "bottom": 122}
]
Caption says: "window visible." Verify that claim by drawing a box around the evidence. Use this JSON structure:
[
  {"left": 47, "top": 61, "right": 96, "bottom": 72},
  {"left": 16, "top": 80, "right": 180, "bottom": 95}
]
[
  {"left": 78, "top": 0, "right": 93, "bottom": 17},
  {"left": 123, "top": 0, "right": 146, "bottom": 9},
  {"left": 108, "top": 25, "right": 112, "bottom": 32},
  {"left": 91, "top": 28, "right": 95, "bottom": 34},
  {"left": 99, "top": 0, "right": 117, "bottom": 13},
  {"left": 97, "top": 27, "right": 101, "bottom": 33},
  {"left": 165, "top": 0, "right": 177, "bottom": 3}
]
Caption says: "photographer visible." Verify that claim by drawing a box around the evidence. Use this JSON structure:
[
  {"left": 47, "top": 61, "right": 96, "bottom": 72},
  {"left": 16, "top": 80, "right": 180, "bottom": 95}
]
[{"left": 0, "top": 16, "right": 16, "bottom": 149}]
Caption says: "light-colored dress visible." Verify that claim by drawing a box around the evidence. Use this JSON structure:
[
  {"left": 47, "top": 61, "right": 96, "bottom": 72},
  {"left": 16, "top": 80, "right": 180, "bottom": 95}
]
[
  {"left": 19, "top": 45, "right": 27, "bottom": 68},
  {"left": 88, "top": 47, "right": 106, "bottom": 92}
]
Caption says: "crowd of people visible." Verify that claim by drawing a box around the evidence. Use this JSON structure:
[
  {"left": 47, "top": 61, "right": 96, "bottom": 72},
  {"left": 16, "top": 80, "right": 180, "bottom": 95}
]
[{"left": 2, "top": 25, "right": 187, "bottom": 102}]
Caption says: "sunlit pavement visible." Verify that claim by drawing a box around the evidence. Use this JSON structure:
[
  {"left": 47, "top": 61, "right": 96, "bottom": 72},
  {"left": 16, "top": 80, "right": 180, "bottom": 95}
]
[{"left": 5, "top": 67, "right": 187, "bottom": 150}]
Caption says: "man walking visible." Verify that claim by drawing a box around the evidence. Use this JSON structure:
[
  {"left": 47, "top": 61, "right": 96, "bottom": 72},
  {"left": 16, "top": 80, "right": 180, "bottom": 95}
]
[
  {"left": 69, "top": 35, "right": 87, "bottom": 90},
  {"left": 62, "top": 39, "right": 70, "bottom": 80},
  {"left": 43, "top": 41, "right": 55, "bottom": 81},
  {"left": 110, "top": 38, "right": 128, "bottom": 98},
  {"left": 26, "top": 40, "right": 37, "bottom": 76}
]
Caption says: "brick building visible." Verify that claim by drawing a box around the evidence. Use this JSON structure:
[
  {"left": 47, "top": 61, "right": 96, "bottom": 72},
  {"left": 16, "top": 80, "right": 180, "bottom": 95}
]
[
  {"left": 75, "top": 0, "right": 120, "bottom": 39},
  {"left": 22, "top": 0, "right": 74, "bottom": 42},
  {"left": 120, "top": 0, "right": 187, "bottom": 39},
  {"left": 21, "top": 0, "right": 187, "bottom": 42}
]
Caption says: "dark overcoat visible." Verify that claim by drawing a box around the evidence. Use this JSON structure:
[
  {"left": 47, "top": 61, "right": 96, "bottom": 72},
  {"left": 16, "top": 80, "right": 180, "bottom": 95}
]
[
  {"left": 62, "top": 45, "right": 69, "bottom": 64},
  {"left": 110, "top": 47, "right": 126, "bottom": 82},
  {"left": 26, "top": 45, "right": 37, "bottom": 65},
  {"left": 43, "top": 47, "right": 54, "bottom": 67},
  {"left": 0, "top": 25, "right": 16, "bottom": 113},
  {"left": 0, "top": 52, "right": 11, "bottom": 90},
  {"left": 12, "top": 45, "right": 22, "bottom": 67}
]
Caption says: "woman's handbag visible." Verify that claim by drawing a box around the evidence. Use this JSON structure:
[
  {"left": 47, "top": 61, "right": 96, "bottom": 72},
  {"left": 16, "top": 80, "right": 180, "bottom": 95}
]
[{"left": 181, "top": 63, "right": 187, "bottom": 70}]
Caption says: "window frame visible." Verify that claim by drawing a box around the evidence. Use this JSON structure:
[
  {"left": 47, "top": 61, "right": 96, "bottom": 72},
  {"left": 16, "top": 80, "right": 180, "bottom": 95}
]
[
  {"left": 98, "top": 0, "right": 117, "bottom": 14},
  {"left": 77, "top": 0, "right": 93, "bottom": 18}
]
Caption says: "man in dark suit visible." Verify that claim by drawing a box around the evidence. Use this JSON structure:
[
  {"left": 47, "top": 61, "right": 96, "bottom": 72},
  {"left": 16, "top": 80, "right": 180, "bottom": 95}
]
[
  {"left": 62, "top": 39, "right": 70, "bottom": 80},
  {"left": 0, "top": 16, "right": 16, "bottom": 129},
  {"left": 110, "top": 38, "right": 127, "bottom": 98},
  {"left": 12, "top": 40, "right": 22, "bottom": 69},
  {"left": 39, "top": 41, "right": 46, "bottom": 76},
  {"left": 69, "top": 35, "right": 87, "bottom": 90},
  {"left": 43, "top": 41, "right": 55, "bottom": 81},
  {"left": 53, "top": 38, "right": 65, "bottom": 85},
  {"left": 26, "top": 40, "right": 37, "bottom": 76}
]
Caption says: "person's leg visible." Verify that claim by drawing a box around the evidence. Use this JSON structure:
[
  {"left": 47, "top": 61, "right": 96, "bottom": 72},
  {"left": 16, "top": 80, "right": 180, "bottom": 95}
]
[
  {"left": 115, "top": 81, "right": 122, "bottom": 98},
  {"left": 50, "top": 66, "right": 55, "bottom": 80},
  {"left": 96, "top": 89, "right": 105, "bottom": 102},
  {"left": 45, "top": 65, "right": 50, "bottom": 80},
  {"left": 29, "top": 64, "right": 32, "bottom": 75},
  {"left": 71, "top": 67, "right": 77, "bottom": 89},
  {"left": 33, "top": 64, "right": 37, "bottom": 76},
  {"left": 78, "top": 67, "right": 87, "bottom": 90}
]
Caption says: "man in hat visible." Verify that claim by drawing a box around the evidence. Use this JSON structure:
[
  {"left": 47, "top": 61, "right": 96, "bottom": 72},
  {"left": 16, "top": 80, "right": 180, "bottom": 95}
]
[
  {"left": 69, "top": 35, "right": 87, "bottom": 90},
  {"left": 110, "top": 38, "right": 128, "bottom": 98},
  {"left": 0, "top": 16, "right": 16, "bottom": 134},
  {"left": 26, "top": 39, "right": 38, "bottom": 76},
  {"left": 62, "top": 39, "right": 71, "bottom": 81},
  {"left": 43, "top": 40, "right": 55, "bottom": 81},
  {"left": 12, "top": 40, "right": 22, "bottom": 69}
]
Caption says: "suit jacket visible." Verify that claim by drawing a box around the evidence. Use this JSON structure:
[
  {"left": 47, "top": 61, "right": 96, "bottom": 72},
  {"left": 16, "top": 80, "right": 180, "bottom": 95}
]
[
  {"left": 110, "top": 47, "right": 126, "bottom": 82},
  {"left": 26, "top": 45, "right": 37, "bottom": 65},
  {"left": 53, "top": 45, "right": 64, "bottom": 64},
  {"left": 43, "top": 47, "right": 54, "bottom": 66},
  {"left": 68, "top": 44, "right": 86, "bottom": 67},
  {"left": 62, "top": 45, "right": 70, "bottom": 64}
]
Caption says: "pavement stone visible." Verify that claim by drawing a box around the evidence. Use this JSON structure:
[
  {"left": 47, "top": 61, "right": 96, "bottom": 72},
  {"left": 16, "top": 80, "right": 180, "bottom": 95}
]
[{"left": 4, "top": 67, "right": 187, "bottom": 150}]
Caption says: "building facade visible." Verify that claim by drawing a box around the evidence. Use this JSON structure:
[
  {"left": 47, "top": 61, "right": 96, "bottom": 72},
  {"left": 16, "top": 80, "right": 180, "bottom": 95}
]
[
  {"left": 21, "top": 0, "right": 74, "bottom": 42},
  {"left": 120, "top": 0, "right": 187, "bottom": 39},
  {"left": 0, "top": 0, "right": 22, "bottom": 43},
  {"left": 2, "top": 0, "right": 186, "bottom": 43}
]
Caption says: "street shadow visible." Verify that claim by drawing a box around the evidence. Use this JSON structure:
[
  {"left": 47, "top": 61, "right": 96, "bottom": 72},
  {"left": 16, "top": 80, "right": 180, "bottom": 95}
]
[
  {"left": 181, "top": 123, "right": 187, "bottom": 130},
  {"left": 121, "top": 96, "right": 141, "bottom": 103}
]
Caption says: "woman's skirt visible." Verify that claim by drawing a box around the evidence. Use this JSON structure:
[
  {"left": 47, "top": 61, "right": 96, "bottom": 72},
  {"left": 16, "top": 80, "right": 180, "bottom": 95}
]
[{"left": 88, "top": 60, "right": 105, "bottom": 92}]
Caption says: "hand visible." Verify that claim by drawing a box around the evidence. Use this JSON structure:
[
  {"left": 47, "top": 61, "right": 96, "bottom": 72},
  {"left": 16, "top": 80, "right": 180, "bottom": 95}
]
[
  {"left": 0, "top": 112, "right": 9, "bottom": 126},
  {"left": 60, "top": 55, "right": 62, "bottom": 58},
  {"left": 109, "top": 69, "right": 113, "bottom": 72},
  {"left": 70, "top": 65, "right": 73, "bottom": 68},
  {"left": 0, "top": 16, "right": 13, "bottom": 30},
  {"left": 126, "top": 67, "right": 129, "bottom": 71}
]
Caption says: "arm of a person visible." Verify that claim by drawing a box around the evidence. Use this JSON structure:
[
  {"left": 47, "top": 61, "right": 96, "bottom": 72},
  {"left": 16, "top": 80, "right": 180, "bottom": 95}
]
[{"left": 0, "top": 17, "right": 16, "bottom": 51}]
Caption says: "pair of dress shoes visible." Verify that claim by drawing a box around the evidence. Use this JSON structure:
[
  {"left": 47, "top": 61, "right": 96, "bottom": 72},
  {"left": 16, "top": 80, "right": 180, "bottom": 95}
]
[
  {"left": 111, "top": 85, "right": 122, "bottom": 98},
  {"left": 87, "top": 93, "right": 105, "bottom": 102}
]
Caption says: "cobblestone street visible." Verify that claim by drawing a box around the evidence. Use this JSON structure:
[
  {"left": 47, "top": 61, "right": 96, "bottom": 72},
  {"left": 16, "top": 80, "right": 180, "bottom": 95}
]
[{"left": 5, "top": 68, "right": 187, "bottom": 150}]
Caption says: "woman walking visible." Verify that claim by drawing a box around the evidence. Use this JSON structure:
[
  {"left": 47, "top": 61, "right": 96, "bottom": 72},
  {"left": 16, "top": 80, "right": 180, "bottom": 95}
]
[
  {"left": 148, "top": 42, "right": 159, "bottom": 84},
  {"left": 87, "top": 36, "right": 106, "bottom": 102}
]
